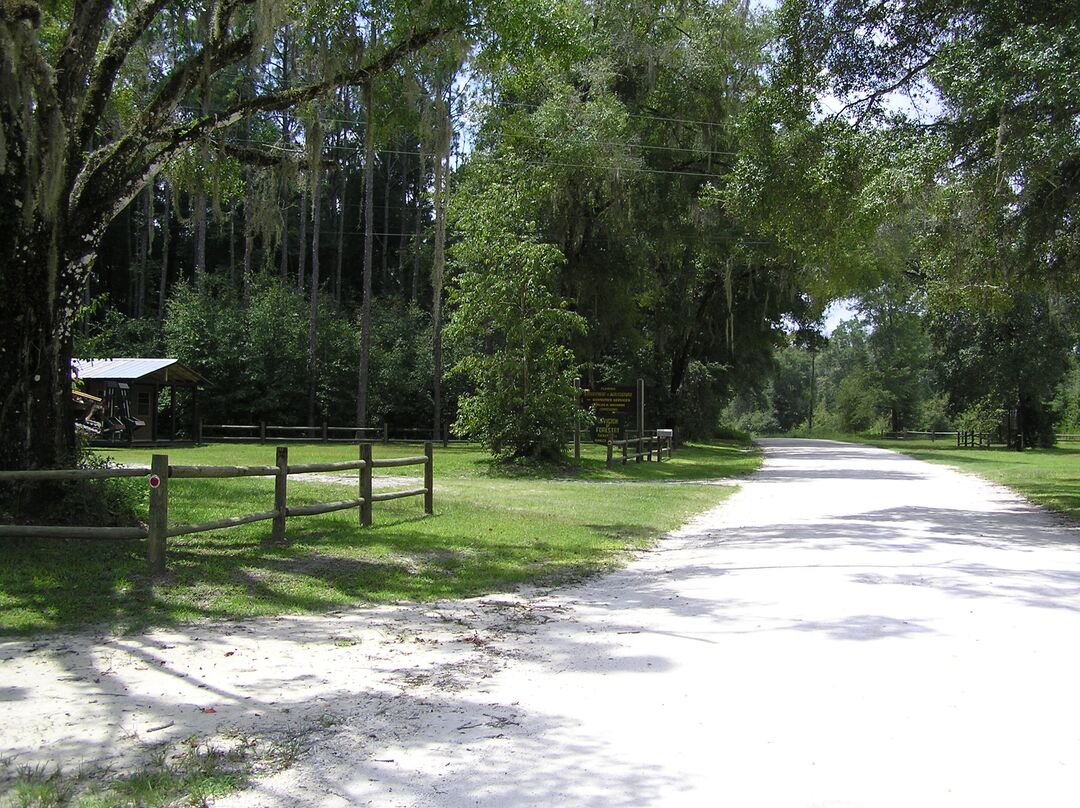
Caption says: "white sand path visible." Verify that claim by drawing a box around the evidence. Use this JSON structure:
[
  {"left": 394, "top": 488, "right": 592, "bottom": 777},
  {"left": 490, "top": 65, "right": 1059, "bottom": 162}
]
[{"left": 5, "top": 439, "right": 1080, "bottom": 806}]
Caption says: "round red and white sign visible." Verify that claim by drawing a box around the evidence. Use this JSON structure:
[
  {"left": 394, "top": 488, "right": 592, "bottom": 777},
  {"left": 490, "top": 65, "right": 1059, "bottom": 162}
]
[{"left": 149, "top": 474, "right": 161, "bottom": 489}]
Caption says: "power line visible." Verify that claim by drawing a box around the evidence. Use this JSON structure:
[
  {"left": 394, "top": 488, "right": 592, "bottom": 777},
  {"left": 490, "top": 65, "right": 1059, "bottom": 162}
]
[
  {"left": 487, "top": 99, "right": 734, "bottom": 132},
  {"left": 517, "top": 131, "right": 739, "bottom": 158},
  {"left": 236, "top": 138, "right": 729, "bottom": 180}
]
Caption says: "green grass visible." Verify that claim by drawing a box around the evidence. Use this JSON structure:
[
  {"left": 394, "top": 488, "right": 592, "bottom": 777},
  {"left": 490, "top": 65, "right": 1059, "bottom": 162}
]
[
  {"left": 847, "top": 435, "right": 1080, "bottom": 522},
  {"left": 0, "top": 731, "right": 290, "bottom": 808},
  {"left": 0, "top": 440, "right": 759, "bottom": 635}
]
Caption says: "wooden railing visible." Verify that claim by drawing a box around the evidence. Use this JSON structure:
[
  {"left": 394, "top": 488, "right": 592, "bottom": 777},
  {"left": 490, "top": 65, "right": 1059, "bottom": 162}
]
[
  {"left": 197, "top": 421, "right": 463, "bottom": 446},
  {"left": 0, "top": 443, "right": 434, "bottom": 575},
  {"left": 606, "top": 434, "right": 673, "bottom": 467},
  {"left": 880, "top": 431, "right": 959, "bottom": 441},
  {"left": 955, "top": 430, "right": 998, "bottom": 448}
]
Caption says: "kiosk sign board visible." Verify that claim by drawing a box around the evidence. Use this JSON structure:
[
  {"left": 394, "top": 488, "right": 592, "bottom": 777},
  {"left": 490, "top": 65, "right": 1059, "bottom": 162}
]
[{"left": 582, "top": 385, "right": 636, "bottom": 442}]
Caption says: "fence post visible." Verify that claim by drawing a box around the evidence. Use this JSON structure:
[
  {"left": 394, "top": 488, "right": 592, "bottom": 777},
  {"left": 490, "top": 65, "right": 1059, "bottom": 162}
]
[
  {"left": 622, "top": 440, "right": 628, "bottom": 465},
  {"left": 148, "top": 454, "right": 169, "bottom": 576},
  {"left": 271, "top": 446, "right": 288, "bottom": 543},
  {"left": 260, "top": 421, "right": 267, "bottom": 443},
  {"left": 382, "top": 422, "right": 389, "bottom": 443},
  {"left": 360, "top": 443, "right": 373, "bottom": 527},
  {"left": 606, "top": 439, "right": 613, "bottom": 468},
  {"left": 195, "top": 417, "right": 203, "bottom": 444},
  {"left": 322, "top": 420, "right": 328, "bottom": 442},
  {"left": 636, "top": 436, "right": 643, "bottom": 463},
  {"left": 424, "top": 441, "right": 434, "bottom": 515}
]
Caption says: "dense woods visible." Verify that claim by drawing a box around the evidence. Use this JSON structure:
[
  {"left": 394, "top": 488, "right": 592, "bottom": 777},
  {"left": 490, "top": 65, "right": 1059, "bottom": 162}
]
[{"left": 3, "top": 0, "right": 1079, "bottom": 470}]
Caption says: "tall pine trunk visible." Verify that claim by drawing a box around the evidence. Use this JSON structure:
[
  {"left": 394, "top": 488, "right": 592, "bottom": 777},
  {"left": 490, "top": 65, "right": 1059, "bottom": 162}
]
[
  {"left": 297, "top": 175, "right": 307, "bottom": 291},
  {"left": 136, "top": 185, "right": 151, "bottom": 318},
  {"left": 356, "top": 77, "right": 375, "bottom": 427},
  {"left": 412, "top": 144, "right": 426, "bottom": 303},
  {"left": 158, "top": 183, "right": 171, "bottom": 323},
  {"left": 431, "top": 82, "right": 452, "bottom": 441},
  {"left": 307, "top": 114, "right": 324, "bottom": 427},
  {"left": 242, "top": 173, "right": 254, "bottom": 304},
  {"left": 278, "top": 33, "right": 292, "bottom": 282},
  {"left": 382, "top": 153, "right": 391, "bottom": 290},
  {"left": 398, "top": 157, "right": 408, "bottom": 299}
]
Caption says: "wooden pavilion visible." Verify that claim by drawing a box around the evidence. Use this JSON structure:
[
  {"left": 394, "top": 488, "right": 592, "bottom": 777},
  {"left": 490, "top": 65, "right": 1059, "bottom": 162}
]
[{"left": 72, "top": 358, "right": 207, "bottom": 445}]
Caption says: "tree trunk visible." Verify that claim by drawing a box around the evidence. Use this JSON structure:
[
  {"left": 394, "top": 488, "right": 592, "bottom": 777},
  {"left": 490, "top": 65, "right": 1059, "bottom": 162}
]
[
  {"left": 193, "top": 192, "right": 207, "bottom": 289},
  {"left": 158, "top": 183, "right": 171, "bottom": 323},
  {"left": 278, "top": 33, "right": 292, "bottom": 283},
  {"left": 297, "top": 174, "right": 307, "bottom": 291},
  {"left": 136, "top": 185, "right": 152, "bottom": 318},
  {"left": 357, "top": 78, "right": 375, "bottom": 428},
  {"left": 335, "top": 163, "right": 346, "bottom": 307},
  {"left": 412, "top": 145, "right": 426, "bottom": 303},
  {"left": 193, "top": 66, "right": 210, "bottom": 292},
  {"left": 229, "top": 203, "right": 236, "bottom": 288},
  {"left": 0, "top": 224, "right": 80, "bottom": 471},
  {"left": 431, "top": 82, "right": 452, "bottom": 441},
  {"left": 242, "top": 171, "right": 254, "bottom": 304},
  {"left": 307, "top": 115, "right": 324, "bottom": 427},
  {"left": 397, "top": 162, "right": 408, "bottom": 300},
  {"left": 382, "top": 152, "right": 391, "bottom": 291}
]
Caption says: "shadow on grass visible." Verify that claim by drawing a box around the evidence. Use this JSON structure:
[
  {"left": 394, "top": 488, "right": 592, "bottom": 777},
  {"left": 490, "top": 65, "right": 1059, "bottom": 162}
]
[
  {"left": 0, "top": 513, "right": 632, "bottom": 636},
  {"left": 573, "top": 442, "right": 760, "bottom": 482}
]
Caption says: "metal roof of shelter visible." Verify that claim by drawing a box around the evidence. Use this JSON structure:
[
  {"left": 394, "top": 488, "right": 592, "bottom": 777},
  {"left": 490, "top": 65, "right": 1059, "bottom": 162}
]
[{"left": 73, "top": 358, "right": 207, "bottom": 385}]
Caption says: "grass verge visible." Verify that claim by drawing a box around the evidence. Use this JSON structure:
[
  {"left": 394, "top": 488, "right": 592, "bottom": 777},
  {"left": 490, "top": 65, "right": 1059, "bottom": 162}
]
[
  {"left": 0, "top": 440, "right": 758, "bottom": 635},
  {"left": 0, "top": 729, "right": 300, "bottom": 808}
]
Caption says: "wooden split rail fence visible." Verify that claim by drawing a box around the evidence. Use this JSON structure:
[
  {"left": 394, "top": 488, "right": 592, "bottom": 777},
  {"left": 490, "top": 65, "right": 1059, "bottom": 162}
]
[
  {"left": 0, "top": 443, "right": 434, "bottom": 576},
  {"left": 198, "top": 421, "right": 462, "bottom": 446},
  {"left": 606, "top": 434, "right": 673, "bottom": 467}
]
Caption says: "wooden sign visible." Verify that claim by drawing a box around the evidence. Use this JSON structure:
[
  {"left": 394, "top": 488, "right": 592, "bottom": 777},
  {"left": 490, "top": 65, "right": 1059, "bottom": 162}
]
[{"left": 582, "top": 385, "right": 636, "bottom": 442}]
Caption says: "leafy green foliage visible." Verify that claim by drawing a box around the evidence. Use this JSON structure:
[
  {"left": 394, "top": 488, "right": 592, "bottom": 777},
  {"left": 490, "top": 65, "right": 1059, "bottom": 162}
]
[
  {"left": 928, "top": 293, "right": 1074, "bottom": 447},
  {"left": 162, "top": 278, "right": 446, "bottom": 427},
  {"left": 447, "top": 158, "right": 586, "bottom": 460}
]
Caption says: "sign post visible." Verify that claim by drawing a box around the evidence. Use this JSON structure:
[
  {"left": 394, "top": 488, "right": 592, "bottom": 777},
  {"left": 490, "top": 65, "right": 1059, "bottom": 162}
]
[
  {"left": 573, "top": 378, "right": 581, "bottom": 461},
  {"left": 637, "top": 378, "right": 645, "bottom": 439}
]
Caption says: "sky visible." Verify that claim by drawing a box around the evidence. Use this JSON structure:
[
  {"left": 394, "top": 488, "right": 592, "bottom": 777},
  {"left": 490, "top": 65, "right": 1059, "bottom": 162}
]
[{"left": 822, "top": 298, "right": 857, "bottom": 335}]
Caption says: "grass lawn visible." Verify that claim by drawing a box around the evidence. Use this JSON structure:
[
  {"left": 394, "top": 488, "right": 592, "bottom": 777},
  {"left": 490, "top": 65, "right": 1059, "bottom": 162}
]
[
  {"left": 853, "top": 435, "right": 1080, "bottom": 522},
  {"left": 0, "top": 440, "right": 759, "bottom": 636}
]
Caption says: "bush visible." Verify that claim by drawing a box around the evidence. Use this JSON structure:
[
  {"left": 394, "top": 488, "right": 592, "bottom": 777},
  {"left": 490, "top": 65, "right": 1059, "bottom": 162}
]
[
  {"left": 163, "top": 277, "right": 441, "bottom": 428},
  {"left": 448, "top": 158, "right": 586, "bottom": 461},
  {"left": 0, "top": 445, "right": 146, "bottom": 527}
]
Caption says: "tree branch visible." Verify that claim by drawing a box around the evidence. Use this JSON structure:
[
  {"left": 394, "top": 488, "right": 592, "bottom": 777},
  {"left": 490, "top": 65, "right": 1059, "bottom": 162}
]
[
  {"left": 213, "top": 139, "right": 335, "bottom": 169},
  {"left": 830, "top": 55, "right": 936, "bottom": 128},
  {"left": 55, "top": 0, "right": 112, "bottom": 120},
  {"left": 70, "top": 0, "right": 176, "bottom": 177},
  {"left": 211, "top": 0, "right": 253, "bottom": 45},
  {"left": 70, "top": 23, "right": 451, "bottom": 239}
]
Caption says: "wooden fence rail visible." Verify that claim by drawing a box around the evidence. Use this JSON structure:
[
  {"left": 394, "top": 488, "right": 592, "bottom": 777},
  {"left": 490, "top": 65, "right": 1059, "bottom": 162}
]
[
  {"left": 605, "top": 434, "right": 674, "bottom": 467},
  {"left": 198, "top": 421, "right": 465, "bottom": 446},
  {"left": 880, "top": 431, "right": 960, "bottom": 441},
  {"left": 0, "top": 443, "right": 435, "bottom": 576}
]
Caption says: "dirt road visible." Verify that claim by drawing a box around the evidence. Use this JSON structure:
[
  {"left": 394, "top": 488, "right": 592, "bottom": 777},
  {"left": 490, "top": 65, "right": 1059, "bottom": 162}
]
[{"left": 5, "top": 439, "right": 1080, "bottom": 806}]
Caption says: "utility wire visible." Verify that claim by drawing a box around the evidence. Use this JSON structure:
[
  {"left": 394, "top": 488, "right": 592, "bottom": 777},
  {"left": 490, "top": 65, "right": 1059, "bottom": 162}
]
[{"left": 236, "top": 138, "right": 730, "bottom": 180}]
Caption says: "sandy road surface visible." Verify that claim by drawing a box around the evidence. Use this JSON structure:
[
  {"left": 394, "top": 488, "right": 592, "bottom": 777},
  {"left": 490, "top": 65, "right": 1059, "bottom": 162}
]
[{"left": 5, "top": 439, "right": 1080, "bottom": 806}]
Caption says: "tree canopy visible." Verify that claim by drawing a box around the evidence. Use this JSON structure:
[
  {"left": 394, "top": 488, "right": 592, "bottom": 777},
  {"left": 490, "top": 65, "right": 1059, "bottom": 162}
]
[{"left": 2, "top": 0, "right": 1077, "bottom": 472}]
